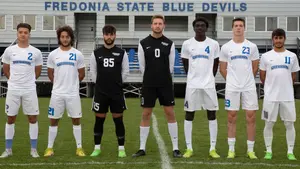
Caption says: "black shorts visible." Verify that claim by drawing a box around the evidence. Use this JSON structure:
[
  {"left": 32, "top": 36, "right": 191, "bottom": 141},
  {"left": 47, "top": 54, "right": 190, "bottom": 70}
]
[
  {"left": 92, "top": 93, "right": 127, "bottom": 113},
  {"left": 141, "top": 86, "right": 175, "bottom": 108}
]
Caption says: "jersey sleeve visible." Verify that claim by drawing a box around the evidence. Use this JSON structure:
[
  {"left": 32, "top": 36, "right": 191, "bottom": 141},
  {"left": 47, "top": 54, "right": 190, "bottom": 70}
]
[
  {"left": 89, "top": 52, "right": 97, "bottom": 83},
  {"left": 138, "top": 42, "right": 145, "bottom": 75},
  {"left": 180, "top": 41, "right": 189, "bottom": 59},
  {"left": 259, "top": 54, "right": 266, "bottom": 71},
  {"left": 1, "top": 47, "right": 11, "bottom": 64},
  {"left": 47, "top": 52, "right": 55, "bottom": 69},
  {"left": 250, "top": 45, "right": 260, "bottom": 61},
  {"left": 35, "top": 50, "right": 43, "bottom": 66},
  {"left": 77, "top": 52, "right": 85, "bottom": 69},
  {"left": 219, "top": 45, "right": 228, "bottom": 62},
  {"left": 214, "top": 42, "right": 220, "bottom": 59},
  {"left": 121, "top": 51, "right": 130, "bottom": 82},
  {"left": 169, "top": 42, "right": 175, "bottom": 74},
  {"left": 291, "top": 54, "right": 300, "bottom": 72}
]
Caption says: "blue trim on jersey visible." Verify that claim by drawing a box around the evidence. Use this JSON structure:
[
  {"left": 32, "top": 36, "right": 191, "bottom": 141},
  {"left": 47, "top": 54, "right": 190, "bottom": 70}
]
[
  {"left": 56, "top": 62, "right": 75, "bottom": 67},
  {"left": 192, "top": 55, "right": 209, "bottom": 59},
  {"left": 271, "top": 65, "right": 289, "bottom": 70},
  {"left": 12, "top": 60, "right": 31, "bottom": 65},
  {"left": 230, "top": 55, "right": 248, "bottom": 60}
]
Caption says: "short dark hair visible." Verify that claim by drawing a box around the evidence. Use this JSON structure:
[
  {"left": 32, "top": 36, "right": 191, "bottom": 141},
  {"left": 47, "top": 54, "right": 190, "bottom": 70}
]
[
  {"left": 151, "top": 15, "right": 165, "bottom": 24},
  {"left": 102, "top": 25, "right": 116, "bottom": 34},
  {"left": 232, "top": 18, "right": 245, "bottom": 28},
  {"left": 17, "top": 23, "right": 31, "bottom": 32},
  {"left": 272, "top": 28, "right": 286, "bottom": 39},
  {"left": 193, "top": 17, "right": 209, "bottom": 28},
  {"left": 56, "top": 25, "right": 75, "bottom": 46}
]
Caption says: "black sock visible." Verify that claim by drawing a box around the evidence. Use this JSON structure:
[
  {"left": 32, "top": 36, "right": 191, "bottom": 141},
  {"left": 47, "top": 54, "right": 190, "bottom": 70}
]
[
  {"left": 113, "top": 116, "right": 125, "bottom": 146},
  {"left": 94, "top": 116, "right": 105, "bottom": 145}
]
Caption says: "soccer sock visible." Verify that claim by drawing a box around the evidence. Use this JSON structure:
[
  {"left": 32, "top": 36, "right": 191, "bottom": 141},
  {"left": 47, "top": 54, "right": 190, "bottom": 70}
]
[
  {"left": 47, "top": 126, "right": 57, "bottom": 148},
  {"left": 247, "top": 140, "right": 255, "bottom": 152},
  {"left": 73, "top": 125, "right": 82, "bottom": 148},
  {"left": 284, "top": 121, "right": 295, "bottom": 154},
  {"left": 228, "top": 138, "right": 236, "bottom": 152},
  {"left": 113, "top": 116, "right": 125, "bottom": 147},
  {"left": 184, "top": 120, "right": 193, "bottom": 150},
  {"left": 209, "top": 119, "right": 218, "bottom": 151},
  {"left": 5, "top": 123, "right": 15, "bottom": 151},
  {"left": 168, "top": 122, "right": 179, "bottom": 151},
  {"left": 139, "top": 126, "right": 150, "bottom": 150},
  {"left": 29, "top": 122, "right": 38, "bottom": 149},
  {"left": 94, "top": 116, "right": 105, "bottom": 148},
  {"left": 263, "top": 121, "right": 274, "bottom": 153}
]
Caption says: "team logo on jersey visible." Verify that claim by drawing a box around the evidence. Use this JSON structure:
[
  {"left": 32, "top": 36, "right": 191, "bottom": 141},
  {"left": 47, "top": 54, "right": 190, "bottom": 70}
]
[
  {"left": 112, "top": 52, "right": 120, "bottom": 56},
  {"left": 161, "top": 42, "right": 169, "bottom": 46},
  {"left": 263, "top": 110, "right": 268, "bottom": 119},
  {"left": 12, "top": 53, "right": 17, "bottom": 56}
]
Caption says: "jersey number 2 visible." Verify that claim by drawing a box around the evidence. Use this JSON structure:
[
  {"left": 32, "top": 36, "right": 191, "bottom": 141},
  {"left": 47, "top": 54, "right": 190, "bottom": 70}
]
[
  {"left": 69, "top": 53, "right": 77, "bottom": 61},
  {"left": 28, "top": 53, "right": 33, "bottom": 60}
]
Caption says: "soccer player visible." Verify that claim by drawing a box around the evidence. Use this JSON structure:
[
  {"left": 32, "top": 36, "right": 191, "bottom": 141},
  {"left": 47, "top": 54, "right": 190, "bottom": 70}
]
[
  {"left": 219, "top": 18, "right": 259, "bottom": 159},
  {"left": 181, "top": 17, "right": 220, "bottom": 158},
  {"left": 44, "top": 25, "right": 86, "bottom": 157},
  {"left": 260, "top": 28, "right": 299, "bottom": 161},
  {"left": 132, "top": 15, "right": 182, "bottom": 158},
  {"left": 0, "top": 23, "right": 42, "bottom": 158},
  {"left": 89, "top": 25, "right": 129, "bottom": 158}
]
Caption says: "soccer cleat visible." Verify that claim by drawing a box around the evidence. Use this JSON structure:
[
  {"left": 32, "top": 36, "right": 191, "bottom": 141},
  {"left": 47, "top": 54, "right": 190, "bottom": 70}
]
[
  {"left": 247, "top": 151, "right": 258, "bottom": 159},
  {"left": 44, "top": 148, "right": 54, "bottom": 157},
  {"left": 264, "top": 152, "right": 272, "bottom": 160},
  {"left": 0, "top": 150, "right": 12, "bottom": 158},
  {"left": 209, "top": 149, "right": 220, "bottom": 158},
  {"left": 90, "top": 149, "right": 101, "bottom": 157},
  {"left": 183, "top": 149, "right": 193, "bottom": 158},
  {"left": 30, "top": 149, "right": 40, "bottom": 158},
  {"left": 173, "top": 150, "right": 182, "bottom": 158},
  {"left": 132, "top": 150, "right": 146, "bottom": 157},
  {"left": 287, "top": 153, "right": 297, "bottom": 161},
  {"left": 227, "top": 150, "right": 235, "bottom": 159},
  {"left": 76, "top": 148, "right": 86, "bottom": 157},
  {"left": 118, "top": 150, "right": 126, "bottom": 158}
]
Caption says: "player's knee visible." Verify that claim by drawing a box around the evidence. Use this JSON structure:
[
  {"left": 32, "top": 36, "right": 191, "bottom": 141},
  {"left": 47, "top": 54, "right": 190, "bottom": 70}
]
[
  {"left": 284, "top": 121, "right": 294, "bottom": 130},
  {"left": 7, "top": 116, "right": 16, "bottom": 124},
  {"left": 50, "top": 119, "right": 59, "bottom": 126},
  {"left": 96, "top": 113, "right": 107, "bottom": 118},
  {"left": 185, "top": 111, "right": 195, "bottom": 121},
  {"left": 207, "top": 110, "right": 216, "bottom": 120},
  {"left": 227, "top": 113, "right": 237, "bottom": 123},
  {"left": 72, "top": 118, "right": 80, "bottom": 125},
  {"left": 246, "top": 112, "right": 256, "bottom": 123},
  {"left": 112, "top": 113, "right": 123, "bottom": 119},
  {"left": 113, "top": 116, "right": 124, "bottom": 125},
  {"left": 265, "top": 121, "right": 275, "bottom": 129},
  {"left": 28, "top": 115, "right": 37, "bottom": 123}
]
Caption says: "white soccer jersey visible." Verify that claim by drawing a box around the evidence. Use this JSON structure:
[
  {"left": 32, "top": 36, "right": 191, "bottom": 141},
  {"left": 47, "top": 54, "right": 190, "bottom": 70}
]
[
  {"left": 260, "top": 49, "right": 300, "bottom": 101},
  {"left": 47, "top": 47, "right": 85, "bottom": 95},
  {"left": 219, "top": 39, "right": 259, "bottom": 91},
  {"left": 181, "top": 37, "right": 220, "bottom": 89},
  {"left": 1, "top": 44, "right": 43, "bottom": 90}
]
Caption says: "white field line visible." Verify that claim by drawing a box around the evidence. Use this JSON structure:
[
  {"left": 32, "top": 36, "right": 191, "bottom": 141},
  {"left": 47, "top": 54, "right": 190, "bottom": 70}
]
[{"left": 151, "top": 113, "right": 173, "bottom": 169}]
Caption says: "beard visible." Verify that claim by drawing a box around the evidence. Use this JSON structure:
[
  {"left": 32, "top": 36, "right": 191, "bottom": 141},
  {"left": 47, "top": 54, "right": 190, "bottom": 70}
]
[
  {"left": 104, "top": 38, "right": 115, "bottom": 45},
  {"left": 60, "top": 41, "right": 71, "bottom": 47},
  {"left": 274, "top": 43, "right": 284, "bottom": 49}
]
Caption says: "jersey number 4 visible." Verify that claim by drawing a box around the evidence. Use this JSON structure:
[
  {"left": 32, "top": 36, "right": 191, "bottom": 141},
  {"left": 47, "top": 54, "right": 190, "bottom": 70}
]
[
  {"left": 205, "top": 46, "right": 210, "bottom": 54},
  {"left": 103, "top": 58, "right": 114, "bottom": 67},
  {"left": 69, "top": 53, "right": 77, "bottom": 61}
]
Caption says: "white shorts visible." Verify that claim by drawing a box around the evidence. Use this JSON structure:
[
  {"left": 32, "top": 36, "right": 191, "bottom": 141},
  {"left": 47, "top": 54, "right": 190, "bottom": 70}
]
[
  {"left": 184, "top": 88, "right": 219, "bottom": 111},
  {"left": 262, "top": 100, "right": 296, "bottom": 122},
  {"left": 225, "top": 90, "right": 258, "bottom": 111},
  {"left": 48, "top": 94, "right": 82, "bottom": 119},
  {"left": 5, "top": 90, "right": 39, "bottom": 116}
]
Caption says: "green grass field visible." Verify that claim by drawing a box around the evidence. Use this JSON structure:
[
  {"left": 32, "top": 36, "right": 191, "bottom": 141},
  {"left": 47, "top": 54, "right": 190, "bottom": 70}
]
[{"left": 0, "top": 98, "right": 299, "bottom": 169}]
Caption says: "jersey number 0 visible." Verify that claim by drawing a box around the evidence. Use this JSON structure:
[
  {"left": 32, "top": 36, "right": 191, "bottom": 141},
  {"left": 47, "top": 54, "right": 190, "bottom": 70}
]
[{"left": 155, "top": 48, "right": 160, "bottom": 58}]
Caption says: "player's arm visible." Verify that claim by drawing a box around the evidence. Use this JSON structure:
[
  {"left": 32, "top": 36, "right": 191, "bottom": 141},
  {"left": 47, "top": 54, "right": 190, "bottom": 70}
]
[
  {"left": 251, "top": 45, "right": 260, "bottom": 77},
  {"left": 47, "top": 53, "right": 54, "bottom": 83},
  {"left": 121, "top": 51, "right": 130, "bottom": 82},
  {"left": 3, "top": 64, "right": 10, "bottom": 79},
  {"left": 35, "top": 51, "right": 43, "bottom": 79},
  {"left": 291, "top": 55, "right": 300, "bottom": 84},
  {"left": 169, "top": 43, "right": 175, "bottom": 74},
  {"left": 89, "top": 52, "right": 97, "bottom": 83},
  {"left": 182, "top": 58, "right": 188, "bottom": 74},
  {"left": 259, "top": 54, "right": 266, "bottom": 84},
  {"left": 213, "top": 43, "right": 220, "bottom": 77},
  {"left": 77, "top": 52, "right": 85, "bottom": 82},
  {"left": 260, "top": 70, "right": 266, "bottom": 85},
  {"left": 35, "top": 65, "right": 42, "bottom": 79},
  {"left": 219, "top": 45, "right": 228, "bottom": 80},
  {"left": 137, "top": 43, "right": 145, "bottom": 75},
  {"left": 2, "top": 47, "right": 11, "bottom": 79},
  {"left": 180, "top": 41, "right": 189, "bottom": 74},
  {"left": 47, "top": 68, "right": 54, "bottom": 83},
  {"left": 78, "top": 67, "right": 85, "bottom": 82}
]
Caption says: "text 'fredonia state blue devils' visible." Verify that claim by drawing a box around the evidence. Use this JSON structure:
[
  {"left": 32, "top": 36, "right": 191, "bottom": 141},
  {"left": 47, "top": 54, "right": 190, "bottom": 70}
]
[{"left": 44, "top": 2, "right": 247, "bottom": 12}]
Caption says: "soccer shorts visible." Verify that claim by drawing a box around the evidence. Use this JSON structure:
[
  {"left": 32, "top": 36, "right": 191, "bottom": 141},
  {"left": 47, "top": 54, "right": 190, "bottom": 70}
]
[
  {"left": 225, "top": 90, "right": 258, "bottom": 111},
  {"left": 92, "top": 93, "right": 127, "bottom": 113},
  {"left": 262, "top": 100, "right": 296, "bottom": 122},
  {"left": 184, "top": 88, "right": 219, "bottom": 111},
  {"left": 141, "top": 86, "right": 175, "bottom": 108},
  {"left": 48, "top": 93, "right": 82, "bottom": 119},
  {"left": 5, "top": 90, "right": 39, "bottom": 116}
]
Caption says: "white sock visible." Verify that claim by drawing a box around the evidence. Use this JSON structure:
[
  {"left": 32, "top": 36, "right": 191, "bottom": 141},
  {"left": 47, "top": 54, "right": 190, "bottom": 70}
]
[
  {"left": 119, "top": 146, "right": 125, "bottom": 151},
  {"left": 47, "top": 126, "right": 58, "bottom": 148},
  {"left": 140, "top": 126, "right": 150, "bottom": 150},
  {"left": 94, "top": 145, "right": 100, "bottom": 150},
  {"left": 284, "top": 121, "right": 295, "bottom": 154},
  {"left": 5, "top": 123, "right": 15, "bottom": 150},
  {"left": 29, "top": 122, "right": 38, "bottom": 140},
  {"left": 184, "top": 120, "right": 193, "bottom": 150},
  {"left": 73, "top": 125, "right": 82, "bottom": 148},
  {"left": 228, "top": 138, "right": 236, "bottom": 152},
  {"left": 209, "top": 120, "right": 218, "bottom": 151},
  {"left": 168, "top": 122, "right": 179, "bottom": 151},
  {"left": 264, "top": 121, "right": 274, "bottom": 153},
  {"left": 247, "top": 140, "right": 255, "bottom": 152}
]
